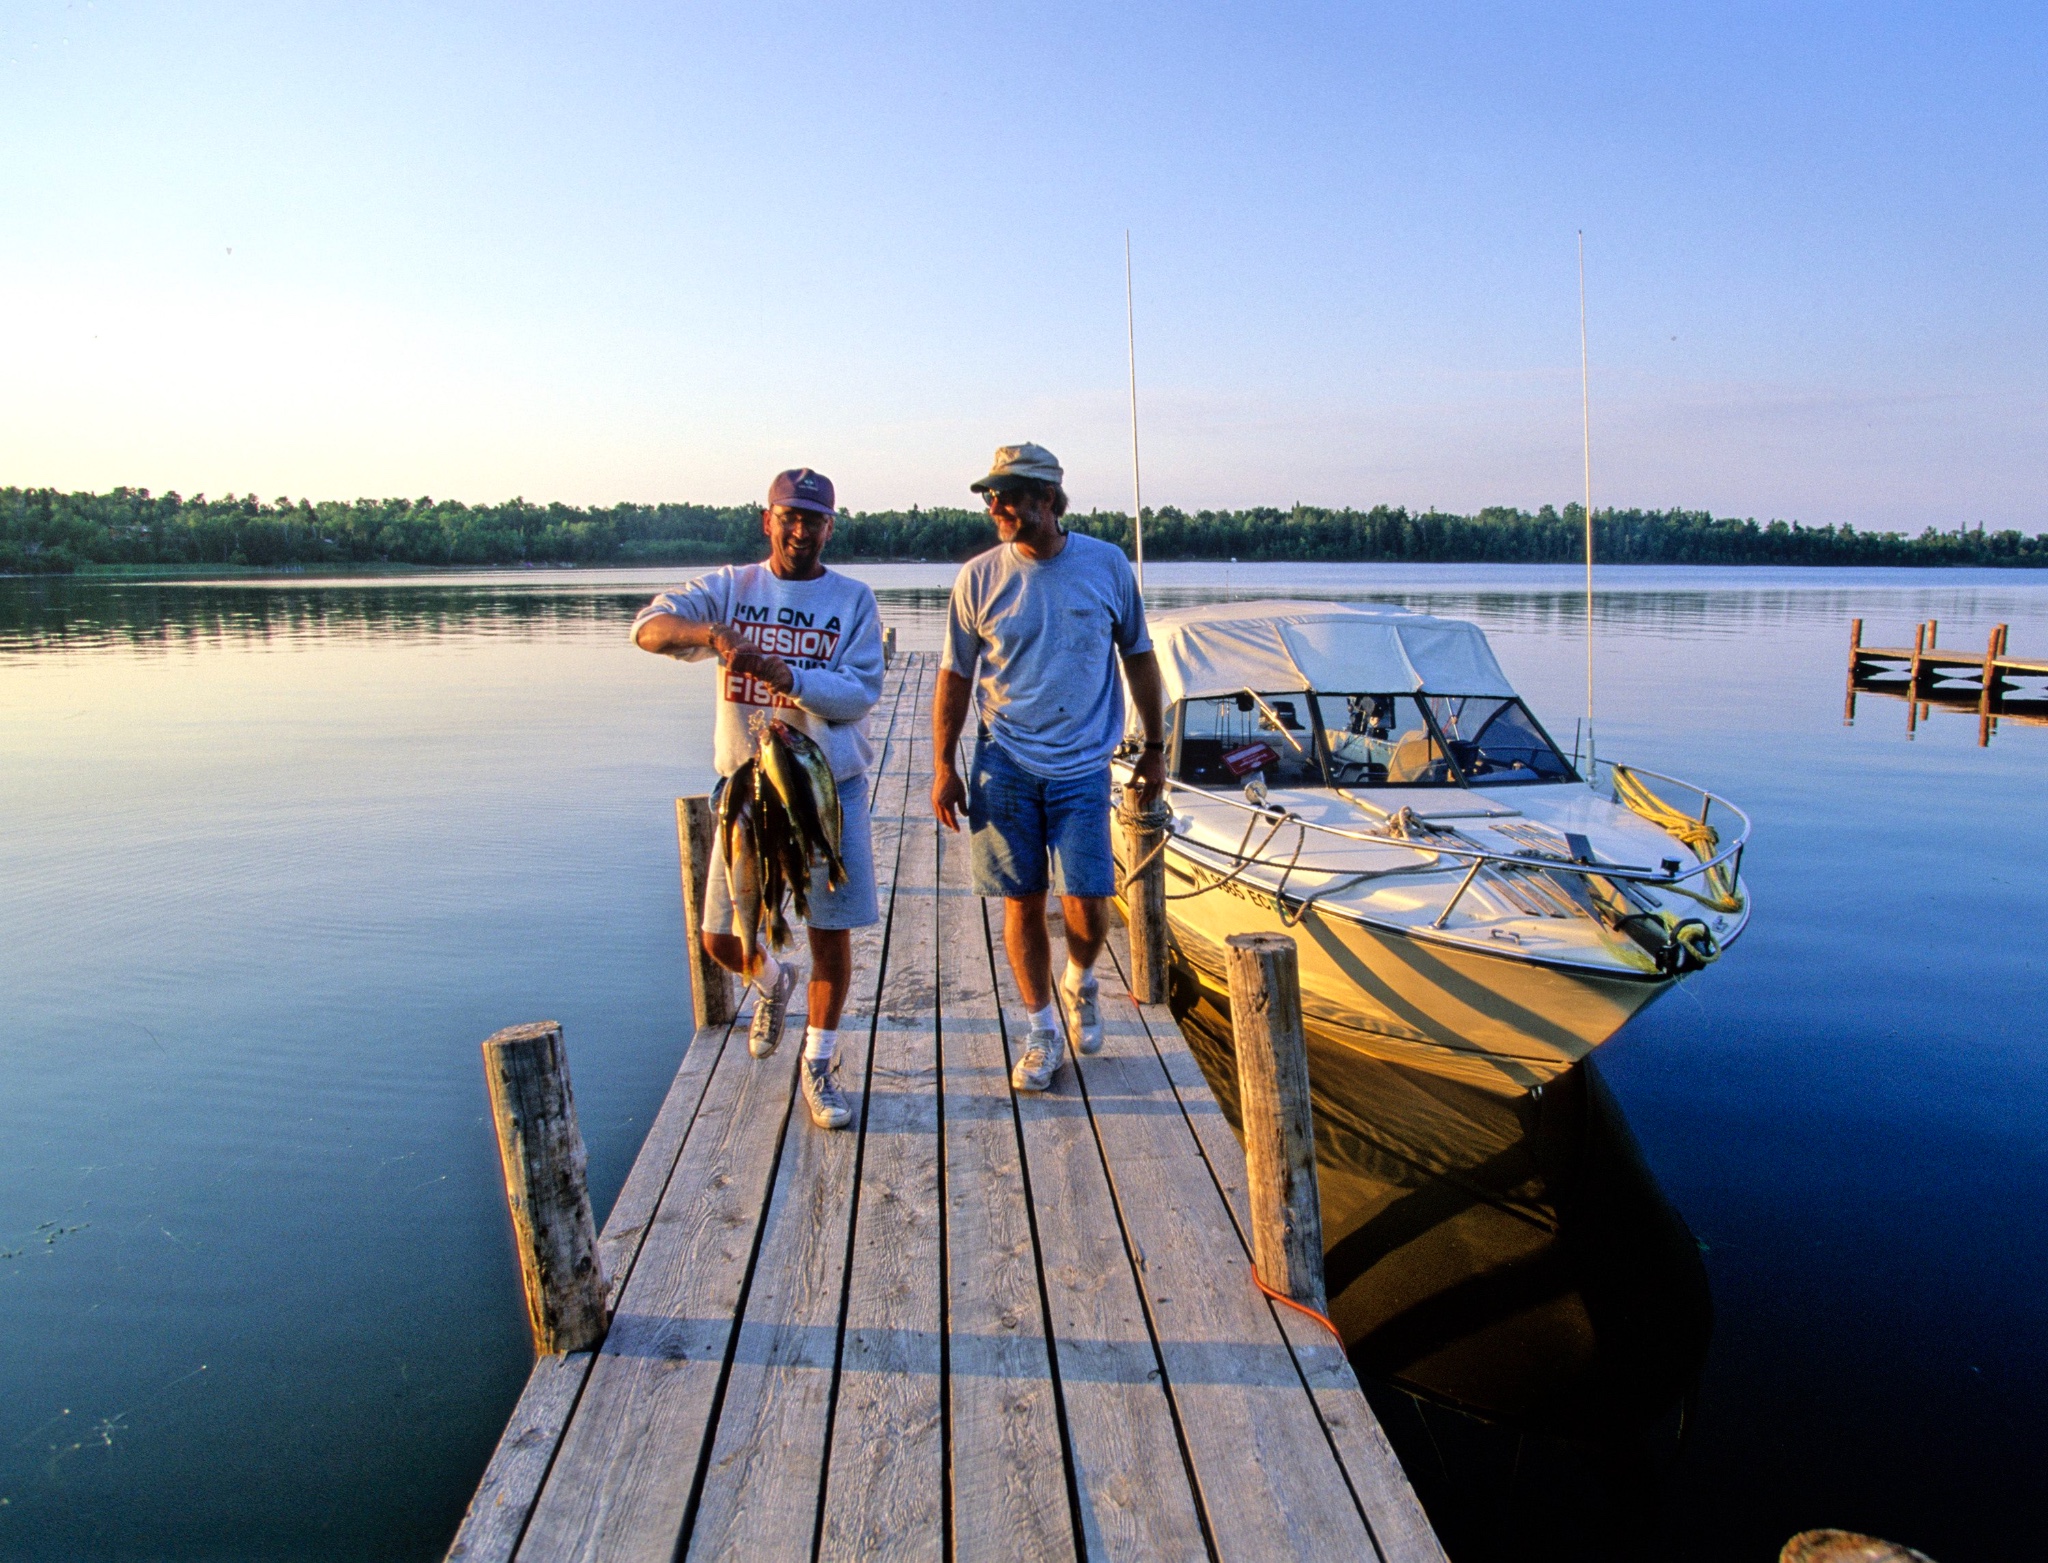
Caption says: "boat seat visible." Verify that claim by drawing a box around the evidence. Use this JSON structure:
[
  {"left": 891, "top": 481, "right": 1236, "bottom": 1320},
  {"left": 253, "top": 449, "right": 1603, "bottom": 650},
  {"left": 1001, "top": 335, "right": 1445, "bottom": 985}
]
[{"left": 1385, "top": 730, "right": 1447, "bottom": 783}]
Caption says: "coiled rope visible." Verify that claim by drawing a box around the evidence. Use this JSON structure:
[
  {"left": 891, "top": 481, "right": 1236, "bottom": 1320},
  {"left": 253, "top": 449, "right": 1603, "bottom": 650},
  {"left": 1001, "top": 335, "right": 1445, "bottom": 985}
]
[{"left": 1610, "top": 766, "right": 1744, "bottom": 914}]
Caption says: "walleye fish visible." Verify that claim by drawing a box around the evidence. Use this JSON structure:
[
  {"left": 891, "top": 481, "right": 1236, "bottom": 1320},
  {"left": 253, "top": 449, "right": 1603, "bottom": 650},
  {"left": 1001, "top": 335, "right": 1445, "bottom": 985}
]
[
  {"left": 763, "top": 721, "right": 846, "bottom": 889},
  {"left": 755, "top": 771, "right": 812, "bottom": 926},
  {"left": 718, "top": 758, "right": 754, "bottom": 866},
  {"left": 752, "top": 761, "right": 795, "bottom": 951},
  {"left": 720, "top": 761, "right": 767, "bottom": 980}
]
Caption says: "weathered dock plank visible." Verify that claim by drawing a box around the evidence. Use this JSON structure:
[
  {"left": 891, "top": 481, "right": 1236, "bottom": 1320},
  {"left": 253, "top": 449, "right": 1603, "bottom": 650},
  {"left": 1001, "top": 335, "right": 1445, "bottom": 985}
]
[
  {"left": 936, "top": 826, "right": 1077, "bottom": 1563},
  {"left": 983, "top": 907, "right": 1214, "bottom": 1562},
  {"left": 515, "top": 1031, "right": 799, "bottom": 1560},
  {"left": 818, "top": 733, "right": 946, "bottom": 1562},
  {"left": 1103, "top": 924, "right": 1448, "bottom": 1563},
  {"left": 447, "top": 1007, "right": 744, "bottom": 1563},
  {"left": 683, "top": 657, "right": 925, "bottom": 1560},
  {"left": 1075, "top": 976, "right": 1382, "bottom": 1559}
]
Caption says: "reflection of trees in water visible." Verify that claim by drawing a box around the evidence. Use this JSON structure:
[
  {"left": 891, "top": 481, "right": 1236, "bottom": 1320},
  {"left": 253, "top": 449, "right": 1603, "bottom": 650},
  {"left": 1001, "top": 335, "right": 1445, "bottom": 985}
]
[
  {"left": 1143, "top": 581, "right": 2048, "bottom": 641},
  {"left": 1170, "top": 970, "right": 1711, "bottom": 1561},
  {"left": 15, "top": 572, "right": 2042, "bottom": 664},
  {"left": 0, "top": 579, "right": 965, "bottom": 656},
  {"left": 0, "top": 582, "right": 657, "bottom": 653}
]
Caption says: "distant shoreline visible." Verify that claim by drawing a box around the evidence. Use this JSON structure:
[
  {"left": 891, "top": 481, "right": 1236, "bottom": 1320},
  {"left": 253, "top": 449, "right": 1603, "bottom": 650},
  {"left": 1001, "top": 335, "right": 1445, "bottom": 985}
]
[
  {"left": 10, "top": 556, "right": 2048, "bottom": 587},
  {"left": 7, "top": 486, "right": 2046, "bottom": 575}
]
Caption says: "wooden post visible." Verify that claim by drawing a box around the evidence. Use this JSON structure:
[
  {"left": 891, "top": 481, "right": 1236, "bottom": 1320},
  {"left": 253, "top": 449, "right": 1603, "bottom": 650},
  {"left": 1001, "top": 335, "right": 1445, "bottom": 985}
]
[
  {"left": 677, "top": 796, "right": 736, "bottom": 1029},
  {"left": 1979, "top": 623, "right": 2009, "bottom": 747},
  {"left": 1843, "top": 619, "right": 1862, "bottom": 724},
  {"left": 882, "top": 625, "right": 897, "bottom": 667},
  {"left": 1121, "top": 793, "right": 1171, "bottom": 1004},
  {"left": 1224, "top": 932, "right": 1326, "bottom": 1313},
  {"left": 1907, "top": 620, "right": 1928, "bottom": 704},
  {"left": 481, "top": 1021, "right": 608, "bottom": 1355}
]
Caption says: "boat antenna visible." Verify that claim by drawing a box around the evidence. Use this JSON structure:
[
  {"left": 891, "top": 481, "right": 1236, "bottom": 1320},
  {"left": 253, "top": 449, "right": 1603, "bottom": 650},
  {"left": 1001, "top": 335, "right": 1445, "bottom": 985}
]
[
  {"left": 1577, "top": 229, "right": 1595, "bottom": 772},
  {"left": 1125, "top": 229, "right": 1145, "bottom": 594}
]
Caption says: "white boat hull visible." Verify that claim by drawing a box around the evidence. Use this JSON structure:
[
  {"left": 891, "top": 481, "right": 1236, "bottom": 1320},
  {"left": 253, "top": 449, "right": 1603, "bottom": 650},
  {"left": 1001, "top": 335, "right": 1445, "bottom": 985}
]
[{"left": 1154, "top": 844, "right": 1677, "bottom": 1099}]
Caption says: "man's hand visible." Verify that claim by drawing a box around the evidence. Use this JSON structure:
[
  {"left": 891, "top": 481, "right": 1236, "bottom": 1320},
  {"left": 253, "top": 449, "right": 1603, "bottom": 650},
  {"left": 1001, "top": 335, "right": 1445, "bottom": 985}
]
[
  {"left": 1120, "top": 650, "right": 1168, "bottom": 812},
  {"left": 932, "top": 764, "right": 967, "bottom": 832},
  {"left": 929, "top": 668, "right": 976, "bottom": 832},
  {"left": 728, "top": 645, "right": 794, "bottom": 693},
  {"left": 1129, "top": 749, "right": 1166, "bottom": 811}
]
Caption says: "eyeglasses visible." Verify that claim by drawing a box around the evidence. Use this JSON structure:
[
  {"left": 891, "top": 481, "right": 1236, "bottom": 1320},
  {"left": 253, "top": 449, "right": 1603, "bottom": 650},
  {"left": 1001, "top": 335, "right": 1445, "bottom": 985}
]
[
  {"left": 769, "top": 506, "right": 831, "bottom": 528},
  {"left": 982, "top": 488, "right": 1030, "bottom": 512}
]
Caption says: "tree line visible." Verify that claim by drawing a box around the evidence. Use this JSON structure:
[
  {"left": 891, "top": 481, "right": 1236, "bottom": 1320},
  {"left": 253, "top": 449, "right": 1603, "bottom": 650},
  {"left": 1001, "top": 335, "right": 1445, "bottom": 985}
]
[{"left": 3, "top": 486, "right": 2043, "bottom": 574}]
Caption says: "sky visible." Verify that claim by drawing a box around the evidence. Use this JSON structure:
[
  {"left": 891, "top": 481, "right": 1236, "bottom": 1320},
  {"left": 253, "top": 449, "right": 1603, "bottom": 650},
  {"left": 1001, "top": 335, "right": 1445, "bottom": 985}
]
[{"left": 3, "top": 2, "right": 2044, "bottom": 528}]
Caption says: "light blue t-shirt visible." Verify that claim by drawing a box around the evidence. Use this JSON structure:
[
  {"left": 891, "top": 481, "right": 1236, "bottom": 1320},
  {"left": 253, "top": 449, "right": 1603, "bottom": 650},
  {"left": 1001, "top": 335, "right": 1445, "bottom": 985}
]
[{"left": 941, "top": 530, "right": 1151, "bottom": 779}]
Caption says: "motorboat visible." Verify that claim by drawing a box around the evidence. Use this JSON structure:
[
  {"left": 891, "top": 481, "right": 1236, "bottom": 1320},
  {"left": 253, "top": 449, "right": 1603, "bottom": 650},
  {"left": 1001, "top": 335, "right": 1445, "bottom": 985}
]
[{"left": 1115, "top": 600, "right": 1751, "bottom": 1099}]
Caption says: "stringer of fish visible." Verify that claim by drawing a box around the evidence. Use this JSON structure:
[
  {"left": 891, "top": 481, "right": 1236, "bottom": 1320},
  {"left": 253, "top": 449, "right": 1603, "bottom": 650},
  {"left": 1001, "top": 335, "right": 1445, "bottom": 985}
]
[{"left": 721, "top": 716, "right": 850, "bottom": 977}]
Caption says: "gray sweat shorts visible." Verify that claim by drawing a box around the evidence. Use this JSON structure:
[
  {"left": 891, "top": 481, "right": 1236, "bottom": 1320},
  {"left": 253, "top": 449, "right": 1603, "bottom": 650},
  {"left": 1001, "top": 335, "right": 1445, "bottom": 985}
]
[{"left": 703, "top": 769, "right": 880, "bottom": 934}]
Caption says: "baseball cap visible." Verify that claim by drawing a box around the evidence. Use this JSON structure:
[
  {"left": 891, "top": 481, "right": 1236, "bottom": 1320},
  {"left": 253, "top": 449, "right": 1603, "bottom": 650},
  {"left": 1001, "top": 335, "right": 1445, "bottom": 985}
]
[
  {"left": 768, "top": 468, "right": 837, "bottom": 516},
  {"left": 969, "top": 443, "right": 1064, "bottom": 493}
]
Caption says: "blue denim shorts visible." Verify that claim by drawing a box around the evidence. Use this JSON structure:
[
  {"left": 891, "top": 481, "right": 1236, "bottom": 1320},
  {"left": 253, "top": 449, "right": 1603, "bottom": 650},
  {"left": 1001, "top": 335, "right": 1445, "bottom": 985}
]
[{"left": 968, "top": 738, "right": 1115, "bottom": 900}]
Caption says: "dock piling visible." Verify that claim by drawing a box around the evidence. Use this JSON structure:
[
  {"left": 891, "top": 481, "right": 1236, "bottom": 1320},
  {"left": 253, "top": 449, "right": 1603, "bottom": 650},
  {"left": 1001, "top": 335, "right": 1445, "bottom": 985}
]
[
  {"left": 677, "top": 795, "right": 736, "bottom": 1029},
  {"left": 882, "top": 624, "right": 897, "bottom": 666},
  {"left": 1121, "top": 793, "right": 1172, "bottom": 1004},
  {"left": 481, "top": 1021, "right": 608, "bottom": 1355},
  {"left": 1224, "top": 931, "right": 1327, "bottom": 1315},
  {"left": 1844, "top": 618, "right": 1863, "bottom": 724},
  {"left": 1978, "top": 623, "right": 2011, "bottom": 746}
]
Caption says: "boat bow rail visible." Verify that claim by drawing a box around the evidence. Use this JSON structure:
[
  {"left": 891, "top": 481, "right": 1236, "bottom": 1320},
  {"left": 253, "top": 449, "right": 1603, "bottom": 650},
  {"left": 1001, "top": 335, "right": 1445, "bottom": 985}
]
[{"left": 1124, "top": 760, "right": 1749, "bottom": 898}]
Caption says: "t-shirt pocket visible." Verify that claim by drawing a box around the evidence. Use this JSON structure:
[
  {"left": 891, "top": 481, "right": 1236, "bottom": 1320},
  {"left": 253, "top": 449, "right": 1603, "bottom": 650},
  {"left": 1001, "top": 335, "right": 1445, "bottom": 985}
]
[{"left": 1057, "top": 603, "right": 1100, "bottom": 656}]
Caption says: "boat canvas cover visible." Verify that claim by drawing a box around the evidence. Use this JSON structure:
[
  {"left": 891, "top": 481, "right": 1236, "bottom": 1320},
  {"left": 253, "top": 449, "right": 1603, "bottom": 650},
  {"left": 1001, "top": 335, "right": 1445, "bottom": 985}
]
[{"left": 1146, "top": 599, "right": 1516, "bottom": 705}]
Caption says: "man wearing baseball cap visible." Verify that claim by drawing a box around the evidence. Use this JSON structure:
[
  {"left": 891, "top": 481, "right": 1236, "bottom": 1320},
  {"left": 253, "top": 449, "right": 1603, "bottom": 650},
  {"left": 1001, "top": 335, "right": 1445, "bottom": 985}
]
[
  {"left": 632, "top": 468, "right": 885, "bottom": 1131},
  {"left": 932, "top": 443, "right": 1166, "bottom": 1092}
]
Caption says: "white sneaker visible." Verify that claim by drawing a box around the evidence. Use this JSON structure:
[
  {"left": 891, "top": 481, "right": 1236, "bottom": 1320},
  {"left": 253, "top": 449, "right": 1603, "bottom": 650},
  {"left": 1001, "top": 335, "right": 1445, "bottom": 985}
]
[
  {"left": 748, "top": 963, "right": 799, "bottom": 1059},
  {"left": 1060, "top": 973, "right": 1103, "bottom": 1056},
  {"left": 802, "top": 1056, "right": 852, "bottom": 1129},
  {"left": 1011, "top": 1024, "right": 1067, "bottom": 1092}
]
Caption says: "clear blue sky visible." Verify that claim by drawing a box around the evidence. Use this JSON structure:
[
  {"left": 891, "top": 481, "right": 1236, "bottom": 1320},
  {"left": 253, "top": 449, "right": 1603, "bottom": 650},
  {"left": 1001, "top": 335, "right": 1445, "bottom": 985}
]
[{"left": 4, "top": 2, "right": 2043, "bottom": 528}]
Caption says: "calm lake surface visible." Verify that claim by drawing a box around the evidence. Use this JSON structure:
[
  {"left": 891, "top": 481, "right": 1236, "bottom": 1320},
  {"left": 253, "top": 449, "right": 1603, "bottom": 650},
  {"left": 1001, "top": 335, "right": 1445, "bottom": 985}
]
[{"left": 4, "top": 562, "right": 2044, "bottom": 1561}]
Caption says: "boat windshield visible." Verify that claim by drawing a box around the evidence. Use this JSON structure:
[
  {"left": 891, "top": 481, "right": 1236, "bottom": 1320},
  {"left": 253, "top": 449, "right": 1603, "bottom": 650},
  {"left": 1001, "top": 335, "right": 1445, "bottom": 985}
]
[
  {"left": 1176, "top": 691, "right": 1325, "bottom": 788},
  {"left": 1173, "top": 690, "right": 1575, "bottom": 790},
  {"left": 1312, "top": 693, "right": 1456, "bottom": 785},
  {"left": 1422, "top": 695, "right": 1577, "bottom": 785}
]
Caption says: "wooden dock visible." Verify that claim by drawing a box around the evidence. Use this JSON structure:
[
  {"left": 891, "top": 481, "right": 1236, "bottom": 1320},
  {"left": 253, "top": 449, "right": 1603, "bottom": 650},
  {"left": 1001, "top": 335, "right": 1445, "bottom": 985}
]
[
  {"left": 1845, "top": 618, "right": 2048, "bottom": 742},
  {"left": 448, "top": 652, "right": 1444, "bottom": 1563}
]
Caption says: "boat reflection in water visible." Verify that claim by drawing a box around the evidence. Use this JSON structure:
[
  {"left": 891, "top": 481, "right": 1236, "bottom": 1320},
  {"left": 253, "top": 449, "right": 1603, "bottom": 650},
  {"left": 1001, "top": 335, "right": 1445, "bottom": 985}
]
[{"left": 1170, "top": 969, "right": 1711, "bottom": 1555}]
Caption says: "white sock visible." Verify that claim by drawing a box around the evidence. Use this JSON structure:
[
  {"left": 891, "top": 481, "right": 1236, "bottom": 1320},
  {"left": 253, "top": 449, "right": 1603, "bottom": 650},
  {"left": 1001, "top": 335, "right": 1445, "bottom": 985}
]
[
  {"left": 752, "top": 952, "right": 783, "bottom": 993},
  {"left": 1062, "top": 958, "right": 1095, "bottom": 995},
  {"left": 1027, "top": 1002, "right": 1060, "bottom": 1034},
  {"left": 804, "top": 1026, "right": 837, "bottom": 1064}
]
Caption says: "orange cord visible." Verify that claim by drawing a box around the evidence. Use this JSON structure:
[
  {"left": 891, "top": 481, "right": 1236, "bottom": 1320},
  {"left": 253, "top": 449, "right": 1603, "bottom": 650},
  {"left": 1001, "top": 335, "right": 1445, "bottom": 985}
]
[{"left": 1249, "top": 1264, "right": 1343, "bottom": 1343}]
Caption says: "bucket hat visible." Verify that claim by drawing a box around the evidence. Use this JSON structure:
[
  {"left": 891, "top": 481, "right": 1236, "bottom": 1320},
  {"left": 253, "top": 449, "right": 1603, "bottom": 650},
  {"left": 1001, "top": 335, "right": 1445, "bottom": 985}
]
[{"left": 969, "top": 443, "right": 1064, "bottom": 493}]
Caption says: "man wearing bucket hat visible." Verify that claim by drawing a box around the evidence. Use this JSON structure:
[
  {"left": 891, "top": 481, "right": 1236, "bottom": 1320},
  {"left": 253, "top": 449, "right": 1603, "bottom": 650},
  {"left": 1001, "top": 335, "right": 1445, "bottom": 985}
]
[
  {"left": 932, "top": 443, "right": 1166, "bottom": 1091},
  {"left": 632, "top": 467, "right": 885, "bottom": 1131}
]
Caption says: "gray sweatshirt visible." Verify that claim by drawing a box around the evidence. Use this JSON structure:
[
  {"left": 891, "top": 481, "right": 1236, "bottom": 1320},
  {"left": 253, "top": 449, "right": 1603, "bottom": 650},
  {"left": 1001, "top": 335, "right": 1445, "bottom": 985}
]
[{"left": 633, "top": 563, "right": 885, "bottom": 780}]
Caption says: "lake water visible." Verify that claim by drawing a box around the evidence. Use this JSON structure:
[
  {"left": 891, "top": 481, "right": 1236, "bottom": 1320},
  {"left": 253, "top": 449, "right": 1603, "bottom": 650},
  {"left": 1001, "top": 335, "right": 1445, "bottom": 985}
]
[{"left": 3, "top": 563, "right": 2044, "bottom": 1561}]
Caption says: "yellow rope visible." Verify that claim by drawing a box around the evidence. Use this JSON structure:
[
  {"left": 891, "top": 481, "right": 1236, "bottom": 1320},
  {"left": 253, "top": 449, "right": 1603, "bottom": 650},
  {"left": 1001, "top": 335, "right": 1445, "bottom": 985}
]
[{"left": 1611, "top": 766, "right": 1744, "bottom": 914}]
